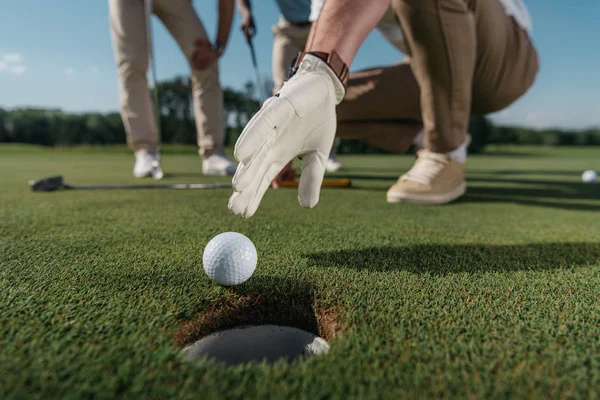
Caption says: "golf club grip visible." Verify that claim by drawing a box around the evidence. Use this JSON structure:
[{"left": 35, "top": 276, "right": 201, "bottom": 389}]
[{"left": 278, "top": 179, "right": 351, "bottom": 188}]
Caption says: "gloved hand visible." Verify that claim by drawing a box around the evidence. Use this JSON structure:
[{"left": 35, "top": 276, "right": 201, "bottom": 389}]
[{"left": 228, "top": 54, "right": 346, "bottom": 218}]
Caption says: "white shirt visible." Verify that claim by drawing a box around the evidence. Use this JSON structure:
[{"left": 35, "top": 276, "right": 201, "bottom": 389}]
[
  {"left": 498, "top": 0, "right": 533, "bottom": 36},
  {"left": 309, "top": 0, "right": 324, "bottom": 22}
]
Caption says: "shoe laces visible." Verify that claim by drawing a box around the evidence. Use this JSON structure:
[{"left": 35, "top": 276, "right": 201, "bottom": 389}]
[{"left": 401, "top": 150, "right": 450, "bottom": 185}]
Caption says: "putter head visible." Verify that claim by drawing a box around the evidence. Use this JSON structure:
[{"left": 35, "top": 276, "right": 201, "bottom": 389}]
[{"left": 29, "top": 176, "right": 66, "bottom": 192}]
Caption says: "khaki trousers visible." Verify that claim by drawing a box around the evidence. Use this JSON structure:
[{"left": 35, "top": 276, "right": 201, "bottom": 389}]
[
  {"left": 337, "top": 0, "right": 539, "bottom": 153},
  {"left": 109, "top": 0, "right": 224, "bottom": 155},
  {"left": 271, "top": 17, "right": 312, "bottom": 93}
]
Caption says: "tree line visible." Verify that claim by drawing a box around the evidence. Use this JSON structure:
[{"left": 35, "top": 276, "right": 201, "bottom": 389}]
[{"left": 1, "top": 76, "right": 599, "bottom": 153}]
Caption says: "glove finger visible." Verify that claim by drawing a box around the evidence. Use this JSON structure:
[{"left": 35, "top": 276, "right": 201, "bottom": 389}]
[
  {"left": 234, "top": 98, "right": 293, "bottom": 162},
  {"left": 228, "top": 161, "right": 285, "bottom": 218},
  {"left": 298, "top": 151, "right": 327, "bottom": 209},
  {"left": 232, "top": 127, "right": 277, "bottom": 192},
  {"left": 229, "top": 156, "right": 269, "bottom": 216},
  {"left": 243, "top": 162, "right": 287, "bottom": 218}
]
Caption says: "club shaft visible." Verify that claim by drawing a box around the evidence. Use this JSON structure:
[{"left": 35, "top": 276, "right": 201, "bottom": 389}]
[
  {"left": 69, "top": 183, "right": 232, "bottom": 190},
  {"left": 249, "top": 41, "right": 268, "bottom": 101}
]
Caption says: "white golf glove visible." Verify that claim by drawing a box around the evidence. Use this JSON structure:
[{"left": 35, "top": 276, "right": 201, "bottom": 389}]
[{"left": 228, "top": 54, "right": 346, "bottom": 218}]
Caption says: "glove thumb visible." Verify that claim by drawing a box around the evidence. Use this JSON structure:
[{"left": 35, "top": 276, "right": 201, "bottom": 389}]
[{"left": 298, "top": 151, "right": 327, "bottom": 209}]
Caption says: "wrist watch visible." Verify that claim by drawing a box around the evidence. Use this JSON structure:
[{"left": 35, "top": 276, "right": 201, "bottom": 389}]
[
  {"left": 288, "top": 50, "right": 349, "bottom": 87},
  {"left": 213, "top": 43, "right": 225, "bottom": 57}
]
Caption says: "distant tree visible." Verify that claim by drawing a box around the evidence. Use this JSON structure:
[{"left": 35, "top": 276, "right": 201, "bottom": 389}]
[{"left": 468, "top": 116, "right": 493, "bottom": 153}]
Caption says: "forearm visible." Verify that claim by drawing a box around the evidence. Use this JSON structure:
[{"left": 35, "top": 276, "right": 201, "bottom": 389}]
[
  {"left": 306, "top": 0, "right": 389, "bottom": 66},
  {"left": 217, "top": 0, "right": 235, "bottom": 48},
  {"left": 236, "top": 0, "right": 251, "bottom": 14}
]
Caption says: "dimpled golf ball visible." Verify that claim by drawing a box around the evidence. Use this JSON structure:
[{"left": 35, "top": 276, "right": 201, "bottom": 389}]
[
  {"left": 582, "top": 170, "right": 598, "bottom": 184},
  {"left": 203, "top": 232, "right": 257, "bottom": 286}
]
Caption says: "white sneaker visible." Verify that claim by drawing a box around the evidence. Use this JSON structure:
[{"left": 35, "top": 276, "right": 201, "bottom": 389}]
[
  {"left": 326, "top": 157, "right": 344, "bottom": 173},
  {"left": 202, "top": 152, "right": 237, "bottom": 176},
  {"left": 133, "top": 149, "right": 164, "bottom": 180}
]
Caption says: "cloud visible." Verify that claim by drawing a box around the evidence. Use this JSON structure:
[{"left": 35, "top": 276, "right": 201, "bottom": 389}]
[
  {"left": 0, "top": 52, "right": 26, "bottom": 75},
  {"left": 64, "top": 67, "right": 75, "bottom": 76},
  {"left": 12, "top": 65, "right": 27, "bottom": 75},
  {"left": 2, "top": 52, "right": 22, "bottom": 63}
]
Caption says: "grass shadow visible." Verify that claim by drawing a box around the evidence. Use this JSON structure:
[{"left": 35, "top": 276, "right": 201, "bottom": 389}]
[
  {"left": 472, "top": 151, "right": 545, "bottom": 158},
  {"left": 468, "top": 169, "right": 585, "bottom": 177},
  {"left": 162, "top": 172, "right": 206, "bottom": 179},
  {"left": 306, "top": 242, "right": 600, "bottom": 275},
  {"left": 463, "top": 176, "right": 600, "bottom": 211}
]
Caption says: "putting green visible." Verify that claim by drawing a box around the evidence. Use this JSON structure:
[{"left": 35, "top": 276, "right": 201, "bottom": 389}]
[{"left": 1, "top": 144, "right": 600, "bottom": 399}]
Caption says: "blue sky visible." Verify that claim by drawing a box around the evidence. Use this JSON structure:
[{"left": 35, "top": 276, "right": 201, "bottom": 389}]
[{"left": 0, "top": 0, "right": 598, "bottom": 130}]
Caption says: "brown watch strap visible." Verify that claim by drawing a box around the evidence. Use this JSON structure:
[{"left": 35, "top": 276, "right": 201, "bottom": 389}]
[{"left": 293, "top": 50, "right": 349, "bottom": 87}]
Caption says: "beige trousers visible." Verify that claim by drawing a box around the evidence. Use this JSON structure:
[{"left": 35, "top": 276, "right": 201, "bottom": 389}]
[
  {"left": 337, "top": 0, "right": 539, "bottom": 154},
  {"left": 271, "top": 17, "right": 312, "bottom": 93},
  {"left": 109, "top": 0, "right": 224, "bottom": 155}
]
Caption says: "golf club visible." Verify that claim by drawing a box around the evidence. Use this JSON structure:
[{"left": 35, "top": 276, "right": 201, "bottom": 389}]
[
  {"left": 247, "top": 32, "right": 269, "bottom": 102},
  {"left": 29, "top": 176, "right": 232, "bottom": 192},
  {"left": 144, "top": 0, "right": 164, "bottom": 180},
  {"left": 29, "top": 176, "right": 352, "bottom": 192}
]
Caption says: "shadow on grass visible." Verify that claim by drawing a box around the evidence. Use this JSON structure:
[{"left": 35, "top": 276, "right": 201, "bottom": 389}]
[
  {"left": 333, "top": 171, "right": 600, "bottom": 211},
  {"left": 162, "top": 172, "right": 206, "bottom": 179},
  {"left": 173, "top": 276, "right": 342, "bottom": 347},
  {"left": 470, "top": 151, "right": 546, "bottom": 158},
  {"left": 306, "top": 242, "right": 600, "bottom": 275},
  {"left": 334, "top": 174, "right": 398, "bottom": 182},
  {"left": 462, "top": 177, "right": 600, "bottom": 211},
  {"left": 468, "top": 169, "right": 585, "bottom": 177}
]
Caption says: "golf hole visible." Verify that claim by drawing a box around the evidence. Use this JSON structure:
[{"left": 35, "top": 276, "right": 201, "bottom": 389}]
[
  {"left": 174, "top": 278, "right": 342, "bottom": 367},
  {"left": 180, "top": 325, "right": 329, "bottom": 366}
]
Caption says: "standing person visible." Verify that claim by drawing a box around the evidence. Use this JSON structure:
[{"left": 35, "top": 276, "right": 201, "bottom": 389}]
[
  {"left": 236, "top": 0, "right": 344, "bottom": 173},
  {"left": 109, "top": 0, "right": 238, "bottom": 179},
  {"left": 228, "top": 0, "right": 539, "bottom": 218}
]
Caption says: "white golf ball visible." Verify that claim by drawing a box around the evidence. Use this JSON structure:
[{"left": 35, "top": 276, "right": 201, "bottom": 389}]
[
  {"left": 203, "top": 232, "right": 257, "bottom": 286},
  {"left": 582, "top": 170, "right": 598, "bottom": 183}
]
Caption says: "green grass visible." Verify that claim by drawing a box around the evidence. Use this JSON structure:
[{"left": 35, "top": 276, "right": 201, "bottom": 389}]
[{"left": 1, "top": 144, "right": 600, "bottom": 399}]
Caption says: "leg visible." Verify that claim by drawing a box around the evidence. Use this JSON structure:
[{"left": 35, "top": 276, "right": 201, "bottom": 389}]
[
  {"left": 386, "top": 0, "right": 538, "bottom": 205},
  {"left": 108, "top": 0, "right": 158, "bottom": 152},
  {"left": 335, "top": 61, "right": 423, "bottom": 153},
  {"left": 337, "top": 121, "right": 423, "bottom": 154},
  {"left": 392, "top": 0, "right": 476, "bottom": 154},
  {"left": 272, "top": 18, "right": 311, "bottom": 93},
  {"left": 154, "top": 0, "right": 225, "bottom": 156},
  {"left": 469, "top": 0, "right": 539, "bottom": 114},
  {"left": 337, "top": 61, "right": 422, "bottom": 123}
]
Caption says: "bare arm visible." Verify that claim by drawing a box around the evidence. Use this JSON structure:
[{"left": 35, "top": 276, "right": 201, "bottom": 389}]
[
  {"left": 216, "top": 0, "right": 235, "bottom": 50},
  {"left": 306, "top": 0, "right": 390, "bottom": 66},
  {"left": 236, "top": 0, "right": 251, "bottom": 14}
]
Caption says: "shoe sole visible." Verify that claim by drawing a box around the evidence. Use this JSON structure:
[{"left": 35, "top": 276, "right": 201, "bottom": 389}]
[
  {"left": 134, "top": 171, "right": 152, "bottom": 178},
  {"left": 133, "top": 167, "right": 164, "bottom": 179},
  {"left": 386, "top": 182, "right": 466, "bottom": 205}
]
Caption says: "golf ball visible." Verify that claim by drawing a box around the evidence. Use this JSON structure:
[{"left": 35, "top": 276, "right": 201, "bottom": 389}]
[
  {"left": 582, "top": 170, "right": 598, "bottom": 183},
  {"left": 203, "top": 232, "right": 257, "bottom": 286}
]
